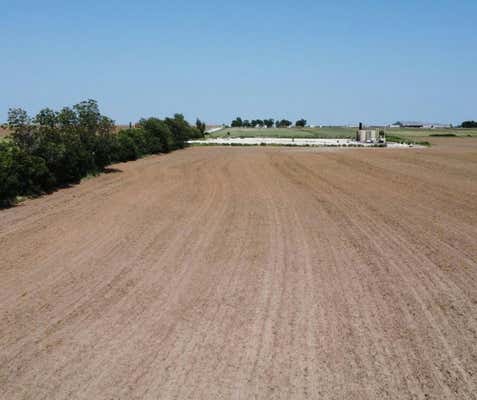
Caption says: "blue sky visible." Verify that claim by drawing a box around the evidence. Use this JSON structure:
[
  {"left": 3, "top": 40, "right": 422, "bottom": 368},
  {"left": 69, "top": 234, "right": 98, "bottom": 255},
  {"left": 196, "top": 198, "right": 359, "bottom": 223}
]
[{"left": 1, "top": 0, "right": 476, "bottom": 125}]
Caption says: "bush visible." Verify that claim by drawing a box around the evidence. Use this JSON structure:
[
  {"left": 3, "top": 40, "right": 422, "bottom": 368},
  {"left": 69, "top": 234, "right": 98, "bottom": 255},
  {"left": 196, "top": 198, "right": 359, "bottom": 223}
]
[
  {"left": 32, "top": 131, "right": 92, "bottom": 186},
  {"left": 111, "top": 127, "right": 168, "bottom": 162},
  {"left": 113, "top": 130, "right": 140, "bottom": 161},
  {"left": 0, "top": 141, "right": 50, "bottom": 206},
  {"left": 93, "top": 133, "right": 115, "bottom": 169},
  {"left": 138, "top": 118, "right": 174, "bottom": 153}
]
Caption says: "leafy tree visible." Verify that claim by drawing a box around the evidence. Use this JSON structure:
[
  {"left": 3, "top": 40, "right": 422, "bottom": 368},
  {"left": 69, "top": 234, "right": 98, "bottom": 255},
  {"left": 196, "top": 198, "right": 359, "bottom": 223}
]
[
  {"left": 276, "top": 119, "right": 292, "bottom": 128},
  {"left": 295, "top": 119, "right": 307, "bottom": 127},
  {"left": 165, "top": 113, "right": 198, "bottom": 149},
  {"left": 73, "top": 99, "right": 102, "bottom": 135},
  {"left": 57, "top": 107, "right": 79, "bottom": 129},
  {"left": 35, "top": 108, "right": 58, "bottom": 128},
  {"left": 231, "top": 117, "right": 243, "bottom": 127},
  {"left": 196, "top": 118, "right": 206, "bottom": 135},
  {"left": 0, "top": 141, "right": 50, "bottom": 206},
  {"left": 250, "top": 119, "right": 264, "bottom": 128},
  {"left": 264, "top": 119, "right": 274, "bottom": 128},
  {"left": 93, "top": 133, "right": 115, "bottom": 169},
  {"left": 139, "top": 118, "right": 174, "bottom": 153},
  {"left": 128, "top": 128, "right": 150, "bottom": 156},
  {"left": 8, "top": 108, "right": 36, "bottom": 150},
  {"left": 114, "top": 130, "right": 140, "bottom": 161},
  {"left": 461, "top": 120, "right": 477, "bottom": 128},
  {"left": 7, "top": 107, "right": 30, "bottom": 129},
  {"left": 69, "top": 100, "right": 114, "bottom": 168}
]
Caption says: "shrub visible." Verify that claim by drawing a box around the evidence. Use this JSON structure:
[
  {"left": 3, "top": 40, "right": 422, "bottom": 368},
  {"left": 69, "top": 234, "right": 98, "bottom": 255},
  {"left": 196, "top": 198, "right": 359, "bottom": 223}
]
[
  {"left": 93, "top": 133, "right": 115, "bottom": 169},
  {"left": 0, "top": 141, "right": 50, "bottom": 206},
  {"left": 138, "top": 118, "right": 174, "bottom": 153},
  {"left": 113, "top": 130, "right": 140, "bottom": 161},
  {"left": 35, "top": 131, "right": 91, "bottom": 185}
]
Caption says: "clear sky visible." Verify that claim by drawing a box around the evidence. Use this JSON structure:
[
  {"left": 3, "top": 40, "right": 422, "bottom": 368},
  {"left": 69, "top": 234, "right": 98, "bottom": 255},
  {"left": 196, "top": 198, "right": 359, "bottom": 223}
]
[{"left": 1, "top": 0, "right": 476, "bottom": 125}]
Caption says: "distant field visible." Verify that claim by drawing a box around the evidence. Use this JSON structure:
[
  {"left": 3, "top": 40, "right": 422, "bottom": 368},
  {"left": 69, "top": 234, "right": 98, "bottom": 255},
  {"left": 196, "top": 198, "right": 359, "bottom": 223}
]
[
  {"left": 208, "top": 127, "right": 355, "bottom": 139},
  {"left": 387, "top": 127, "right": 477, "bottom": 139},
  {"left": 208, "top": 126, "right": 477, "bottom": 141}
]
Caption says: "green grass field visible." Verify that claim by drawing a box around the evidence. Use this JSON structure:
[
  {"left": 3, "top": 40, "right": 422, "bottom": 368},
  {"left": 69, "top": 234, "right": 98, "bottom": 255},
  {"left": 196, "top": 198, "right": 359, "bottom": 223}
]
[
  {"left": 386, "top": 127, "right": 477, "bottom": 138},
  {"left": 208, "top": 127, "right": 477, "bottom": 141},
  {"left": 208, "top": 127, "right": 355, "bottom": 139}
]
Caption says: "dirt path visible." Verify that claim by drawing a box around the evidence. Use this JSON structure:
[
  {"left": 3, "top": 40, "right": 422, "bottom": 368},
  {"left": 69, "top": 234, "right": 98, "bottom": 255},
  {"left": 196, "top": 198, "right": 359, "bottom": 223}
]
[{"left": 1, "top": 141, "right": 477, "bottom": 399}]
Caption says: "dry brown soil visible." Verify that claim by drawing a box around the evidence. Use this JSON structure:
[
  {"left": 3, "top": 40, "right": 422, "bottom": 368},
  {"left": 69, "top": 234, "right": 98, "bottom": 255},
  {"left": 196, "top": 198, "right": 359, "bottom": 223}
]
[
  {"left": 1, "top": 139, "right": 477, "bottom": 399},
  {"left": 0, "top": 127, "right": 11, "bottom": 137}
]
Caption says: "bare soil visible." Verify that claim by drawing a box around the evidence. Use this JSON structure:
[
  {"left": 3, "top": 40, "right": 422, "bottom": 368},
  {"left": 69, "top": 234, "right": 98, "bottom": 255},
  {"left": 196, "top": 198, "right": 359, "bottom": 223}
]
[
  {"left": 0, "top": 127, "right": 10, "bottom": 137},
  {"left": 1, "top": 139, "right": 477, "bottom": 399}
]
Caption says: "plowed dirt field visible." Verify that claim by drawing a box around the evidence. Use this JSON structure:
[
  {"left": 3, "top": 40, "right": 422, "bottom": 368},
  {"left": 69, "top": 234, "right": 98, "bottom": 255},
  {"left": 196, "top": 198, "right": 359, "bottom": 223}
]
[{"left": 1, "top": 139, "right": 477, "bottom": 399}]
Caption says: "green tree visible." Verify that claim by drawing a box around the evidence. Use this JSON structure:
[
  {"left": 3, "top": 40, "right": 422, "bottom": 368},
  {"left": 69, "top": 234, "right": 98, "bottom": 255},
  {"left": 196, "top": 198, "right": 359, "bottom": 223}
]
[
  {"left": 0, "top": 141, "right": 50, "bottom": 206},
  {"left": 461, "top": 120, "right": 477, "bottom": 128},
  {"left": 73, "top": 99, "right": 101, "bottom": 134},
  {"left": 295, "top": 119, "right": 307, "bottom": 127},
  {"left": 165, "top": 114, "right": 195, "bottom": 149},
  {"left": 70, "top": 100, "right": 114, "bottom": 169},
  {"left": 231, "top": 117, "right": 243, "bottom": 127},
  {"left": 35, "top": 108, "right": 58, "bottom": 128},
  {"left": 8, "top": 108, "right": 36, "bottom": 150},
  {"left": 114, "top": 130, "right": 140, "bottom": 161},
  {"left": 139, "top": 118, "right": 174, "bottom": 152},
  {"left": 7, "top": 107, "right": 30, "bottom": 129},
  {"left": 57, "top": 107, "right": 79, "bottom": 129},
  {"left": 276, "top": 119, "right": 292, "bottom": 128},
  {"left": 196, "top": 118, "right": 206, "bottom": 135},
  {"left": 264, "top": 119, "right": 274, "bottom": 128}
]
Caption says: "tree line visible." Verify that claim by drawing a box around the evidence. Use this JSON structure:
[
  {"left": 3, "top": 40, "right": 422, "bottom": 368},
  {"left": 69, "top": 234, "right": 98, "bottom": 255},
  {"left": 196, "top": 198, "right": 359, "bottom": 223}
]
[
  {"left": 230, "top": 118, "right": 307, "bottom": 128},
  {"left": 0, "top": 99, "right": 204, "bottom": 206},
  {"left": 461, "top": 121, "right": 477, "bottom": 128}
]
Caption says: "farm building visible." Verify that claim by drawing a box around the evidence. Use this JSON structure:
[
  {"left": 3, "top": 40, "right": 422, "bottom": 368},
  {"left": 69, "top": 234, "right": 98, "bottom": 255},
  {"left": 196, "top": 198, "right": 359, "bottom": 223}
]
[
  {"left": 356, "top": 129, "right": 378, "bottom": 142},
  {"left": 356, "top": 123, "right": 386, "bottom": 144},
  {"left": 423, "top": 123, "right": 452, "bottom": 129},
  {"left": 395, "top": 121, "right": 452, "bottom": 129},
  {"left": 399, "top": 121, "right": 424, "bottom": 128}
]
